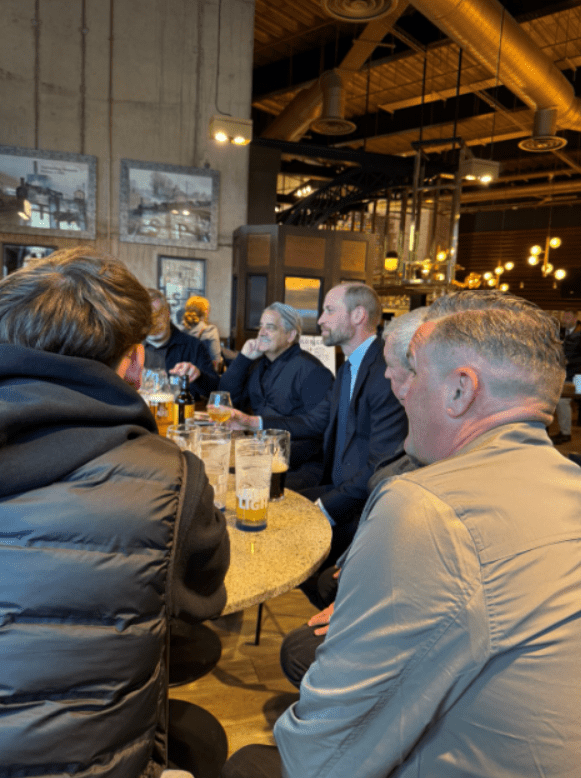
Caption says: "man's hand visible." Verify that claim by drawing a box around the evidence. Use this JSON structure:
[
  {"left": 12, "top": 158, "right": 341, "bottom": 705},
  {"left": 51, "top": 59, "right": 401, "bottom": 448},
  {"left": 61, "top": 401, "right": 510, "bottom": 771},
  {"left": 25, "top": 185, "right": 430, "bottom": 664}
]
[
  {"left": 307, "top": 602, "right": 334, "bottom": 636},
  {"left": 170, "top": 362, "right": 201, "bottom": 382},
  {"left": 227, "top": 408, "right": 261, "bottom": 430},
  {"left": 241, "top": 338, "right": 265, "bottom": 360}
]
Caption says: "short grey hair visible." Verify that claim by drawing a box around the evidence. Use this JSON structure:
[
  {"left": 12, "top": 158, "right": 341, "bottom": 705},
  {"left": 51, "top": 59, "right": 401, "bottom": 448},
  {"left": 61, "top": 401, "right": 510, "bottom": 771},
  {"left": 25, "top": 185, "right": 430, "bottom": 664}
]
[
  {"left": 383, "top": 307, "right": 429, "bottom": 368},
  {"left": 264, "top": 302, "right": 302, "bottom": 343},
  {"left": 341, "top": 283, "right": 382, "bottom": 327},
  {"left": 427, "top": 289, "right": 542, "bottom": 320},
  {"left": 421, "top": 303, "right": 565, "bottom": 410}
]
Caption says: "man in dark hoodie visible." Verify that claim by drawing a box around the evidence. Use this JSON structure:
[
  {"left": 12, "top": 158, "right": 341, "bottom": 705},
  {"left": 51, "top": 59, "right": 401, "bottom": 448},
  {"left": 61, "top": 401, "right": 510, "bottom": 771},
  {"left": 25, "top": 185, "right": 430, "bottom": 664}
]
[{"left": 0, "top": 247, "right": 229, "bottom": 777}]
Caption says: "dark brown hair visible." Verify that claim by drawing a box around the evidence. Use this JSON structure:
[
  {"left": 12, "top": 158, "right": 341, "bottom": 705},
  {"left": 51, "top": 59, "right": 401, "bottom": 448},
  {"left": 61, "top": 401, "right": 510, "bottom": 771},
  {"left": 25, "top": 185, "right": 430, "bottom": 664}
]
[{"left": 0, "top": 246, "right": 152, "bottom": 367}]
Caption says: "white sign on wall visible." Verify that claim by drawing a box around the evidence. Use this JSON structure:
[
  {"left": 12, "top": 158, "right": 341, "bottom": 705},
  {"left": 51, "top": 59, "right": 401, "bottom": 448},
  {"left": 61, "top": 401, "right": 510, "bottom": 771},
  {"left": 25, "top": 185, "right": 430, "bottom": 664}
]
[{"left": 299, "top": 335, "right": 336, "bottom": 376}]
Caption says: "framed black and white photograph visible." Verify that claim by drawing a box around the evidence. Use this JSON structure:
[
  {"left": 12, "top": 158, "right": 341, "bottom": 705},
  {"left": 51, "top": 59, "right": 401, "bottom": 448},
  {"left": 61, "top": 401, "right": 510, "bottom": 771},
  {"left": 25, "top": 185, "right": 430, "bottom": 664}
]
[
  {"left": 2, "top": 243, "right": 56, "bottom": 277},
  {"left": 158, "top": 255, "right": 206, "bottom": 325},
  {"left": 0, "top": 146, "right": 97, "bottom": 239},
  {"left": 120, "top": 159, "right": 219, "bottom": 249}
]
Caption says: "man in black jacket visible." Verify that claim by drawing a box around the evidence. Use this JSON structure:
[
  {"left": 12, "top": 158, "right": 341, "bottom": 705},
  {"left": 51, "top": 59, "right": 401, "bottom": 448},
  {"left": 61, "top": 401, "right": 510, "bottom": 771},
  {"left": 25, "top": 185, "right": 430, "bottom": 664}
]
[
  {"left": 229, "top": 283, "right": 407, "bottom": 563},
  {"left": 0, "top": 248, "right": 229, "bottom": 778},
  {"left": 144, "top": 288, "right": 219, "bottom": 400},
  {"left": 220, "top": 302, "right": 334, "bottom": 481}
]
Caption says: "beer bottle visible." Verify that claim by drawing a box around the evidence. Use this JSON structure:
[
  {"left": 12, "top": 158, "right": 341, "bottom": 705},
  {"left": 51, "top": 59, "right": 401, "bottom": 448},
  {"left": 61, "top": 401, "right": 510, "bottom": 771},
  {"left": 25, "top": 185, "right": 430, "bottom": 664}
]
[{"left": 174, "top": 375, "right": 194, "bottom": 424}]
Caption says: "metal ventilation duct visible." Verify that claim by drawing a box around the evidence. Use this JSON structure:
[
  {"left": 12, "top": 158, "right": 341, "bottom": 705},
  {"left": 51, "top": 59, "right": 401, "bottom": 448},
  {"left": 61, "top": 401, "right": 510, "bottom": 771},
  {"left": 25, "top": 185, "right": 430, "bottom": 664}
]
[
  {"left": 407, "top": 0, "right": 581, "bottom": 142},
  {"left": 321, "top": 0, "right": 400, "bottom": 22},
  {"left": 311, "top": 71, "right": 357, "bottom": 135}
]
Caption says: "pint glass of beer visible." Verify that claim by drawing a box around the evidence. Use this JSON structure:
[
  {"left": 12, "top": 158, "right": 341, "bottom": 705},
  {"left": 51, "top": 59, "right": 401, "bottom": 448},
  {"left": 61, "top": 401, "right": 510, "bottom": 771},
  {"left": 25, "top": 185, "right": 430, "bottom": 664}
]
[
  {"left": 234, "top": 437, "right": 273, "bottom": 531},
  {"left": 262, "top": 429, "right": 291, "bottom": 501}
]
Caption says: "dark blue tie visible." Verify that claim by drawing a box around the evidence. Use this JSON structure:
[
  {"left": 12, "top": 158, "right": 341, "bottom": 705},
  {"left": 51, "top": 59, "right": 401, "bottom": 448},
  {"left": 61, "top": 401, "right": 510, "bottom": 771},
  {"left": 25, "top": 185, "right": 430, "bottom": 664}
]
[{"left": 332, "top": 360, "right": 351, "bottom": 485}]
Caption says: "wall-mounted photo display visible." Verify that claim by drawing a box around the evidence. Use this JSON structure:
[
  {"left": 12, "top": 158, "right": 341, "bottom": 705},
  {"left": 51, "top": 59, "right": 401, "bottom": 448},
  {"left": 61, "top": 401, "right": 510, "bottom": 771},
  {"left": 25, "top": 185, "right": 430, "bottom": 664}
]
[
  {"left": 0, "top": 146, "right": 96, "bottom": 239},
  {"left": 157, "top": 255, "right": 206, "bottom": 326},
  {"left": 120, "top": 159, "right": 219, "bottom": 249}
]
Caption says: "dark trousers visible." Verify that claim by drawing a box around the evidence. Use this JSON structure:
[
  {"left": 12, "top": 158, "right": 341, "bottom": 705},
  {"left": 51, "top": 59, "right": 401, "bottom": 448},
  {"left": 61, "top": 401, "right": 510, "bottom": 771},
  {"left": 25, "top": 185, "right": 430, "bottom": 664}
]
[
  {"left": 221, "top": 744, "right": 283, "bottom": 778},
  {"left": 280, "top": 566, "right": 338, "bottom": 689}
]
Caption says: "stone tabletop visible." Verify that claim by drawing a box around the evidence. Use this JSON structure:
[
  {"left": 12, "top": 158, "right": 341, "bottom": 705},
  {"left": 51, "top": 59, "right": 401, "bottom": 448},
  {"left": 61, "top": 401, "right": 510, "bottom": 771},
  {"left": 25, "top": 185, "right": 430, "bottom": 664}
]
[{"left": 221, "top": 477, "right": 332, "bottom": 615}]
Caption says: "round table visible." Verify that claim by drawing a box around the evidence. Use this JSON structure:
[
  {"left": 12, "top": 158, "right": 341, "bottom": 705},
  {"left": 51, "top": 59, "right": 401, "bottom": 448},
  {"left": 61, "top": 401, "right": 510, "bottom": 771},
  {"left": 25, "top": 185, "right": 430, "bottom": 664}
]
[{"left": 222, "top": 477, "right": 332, "bottom": 616}]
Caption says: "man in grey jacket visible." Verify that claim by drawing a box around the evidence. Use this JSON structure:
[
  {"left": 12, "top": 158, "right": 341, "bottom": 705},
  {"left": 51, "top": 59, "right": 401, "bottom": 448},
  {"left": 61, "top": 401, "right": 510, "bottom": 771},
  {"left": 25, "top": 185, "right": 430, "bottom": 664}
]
[
  {"left": 222, "top": 294, "right": 581, "bottom": 778},
  {"left": 0, "top": 248, "right": 229, "bottom": 778}
]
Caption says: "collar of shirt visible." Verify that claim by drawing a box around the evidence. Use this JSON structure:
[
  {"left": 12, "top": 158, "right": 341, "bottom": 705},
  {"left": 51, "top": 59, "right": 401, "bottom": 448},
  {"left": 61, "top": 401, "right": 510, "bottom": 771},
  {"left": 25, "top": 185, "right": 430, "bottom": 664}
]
[{"left": 345, "top": 335, "right": 376, "bottom": 398}]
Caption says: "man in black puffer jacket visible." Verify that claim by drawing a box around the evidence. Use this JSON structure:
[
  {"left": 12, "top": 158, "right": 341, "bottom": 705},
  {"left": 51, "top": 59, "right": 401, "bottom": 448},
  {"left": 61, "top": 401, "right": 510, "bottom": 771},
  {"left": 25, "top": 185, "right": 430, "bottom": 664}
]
[{"left": 0, "top": 248, "right": 229, "bottom": 777}]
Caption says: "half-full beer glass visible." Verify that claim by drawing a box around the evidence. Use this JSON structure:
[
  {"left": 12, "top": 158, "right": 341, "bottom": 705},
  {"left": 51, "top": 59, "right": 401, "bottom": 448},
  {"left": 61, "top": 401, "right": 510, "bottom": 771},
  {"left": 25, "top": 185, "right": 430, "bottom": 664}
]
[
  {"left": 262, "top": 429, "right": 291, "bottom": 501},
  {"left": 234, "top": 437, "right": 273, "bottom": 531}
]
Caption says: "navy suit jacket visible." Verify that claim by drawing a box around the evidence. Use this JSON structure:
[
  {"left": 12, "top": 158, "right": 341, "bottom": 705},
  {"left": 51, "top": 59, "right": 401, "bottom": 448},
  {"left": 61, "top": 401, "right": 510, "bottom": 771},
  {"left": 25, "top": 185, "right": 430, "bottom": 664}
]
[{"left": 263, "top": 337, "right": 408, "bottom": 525}]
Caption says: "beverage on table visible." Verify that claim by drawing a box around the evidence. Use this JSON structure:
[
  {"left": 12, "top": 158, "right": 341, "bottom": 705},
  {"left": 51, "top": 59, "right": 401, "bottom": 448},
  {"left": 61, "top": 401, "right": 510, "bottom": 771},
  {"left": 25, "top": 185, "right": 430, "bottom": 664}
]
[
  {"left": 262, "top": 429, "right": 291, "bottom": 501},
  {"left": 235, "top": 437, "right": 273, "bottom": 531},
  {"left": 207, "top": 406, "right": 231, "bottom": 424},
  {"left": 167, "top": 423, "right": 199, "bottom": 453},
  {"left": 173, "top": 374, "right": 194, "bottom": 425},
  {"left": 207, "top": 390, "right": 233, "bottom": 426},
  {"left": 149, "top": 392, "right": 174, "bottom": 437},
  {"left": 198, "top": 427, "right": 231, "bottom": 511},
  {"left": 270, "top": 458, "right": 289, "bottom": 501},
  {"left": 140, "top": 369, "right": 175, "bottom": 436}
]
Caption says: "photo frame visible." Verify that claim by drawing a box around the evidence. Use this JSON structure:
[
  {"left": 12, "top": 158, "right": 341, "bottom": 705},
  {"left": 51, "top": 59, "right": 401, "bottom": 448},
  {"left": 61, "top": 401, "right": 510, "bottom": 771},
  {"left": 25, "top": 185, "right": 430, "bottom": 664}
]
[
  {"left": 120, "top": 159, "right": 219, "bottom": 249},
  {"left": 0, "top": 145, "right": 97, "bottom": 239},
  {"left": 158, "top": 255, "right": 206, "bottom": 326},
  {"left": 2, "top": 243, "right": 56, "bottom": 277}
]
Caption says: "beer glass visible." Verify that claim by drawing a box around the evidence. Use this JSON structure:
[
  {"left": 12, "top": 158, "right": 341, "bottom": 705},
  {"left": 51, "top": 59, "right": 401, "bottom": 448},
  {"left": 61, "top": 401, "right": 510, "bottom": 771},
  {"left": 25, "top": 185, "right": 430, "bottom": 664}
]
[
  {"left": 207, "top": 391, "right": 233, "bottom": 426},
  {"left": 262, "top": 429, "right": 291, "bottom": 501},
  {"left": 198, "top": 427, "right": 232, "bottom": 511},
  {"left": 234, "top": 437, "right": 273, "bottom": 531},
  {"left": 143, "top": 370, "right": 174, "bottom": 437},
  {"left": 167, "top": 424, "right": 199, "bottom": 453}
]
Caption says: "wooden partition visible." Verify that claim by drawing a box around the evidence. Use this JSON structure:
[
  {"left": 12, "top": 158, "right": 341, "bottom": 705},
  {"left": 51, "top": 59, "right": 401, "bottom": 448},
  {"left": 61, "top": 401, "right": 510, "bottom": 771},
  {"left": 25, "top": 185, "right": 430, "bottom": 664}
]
[{"left": 232, "top": 225, "right": 378, "bottom": 348}]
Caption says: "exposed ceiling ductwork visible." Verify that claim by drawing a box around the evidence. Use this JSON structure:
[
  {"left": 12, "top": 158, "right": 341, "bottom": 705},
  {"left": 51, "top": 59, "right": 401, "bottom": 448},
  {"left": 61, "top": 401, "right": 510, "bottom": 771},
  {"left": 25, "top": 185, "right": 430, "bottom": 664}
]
[
  {"left": 407, "top": 0, "right": 581, "bottom": 149},
  {"left": 260, "top": 6, "right": 407, "bottom": 142},
  {"left": 321, "top": 0, "right": 401, "bottom": 22}
]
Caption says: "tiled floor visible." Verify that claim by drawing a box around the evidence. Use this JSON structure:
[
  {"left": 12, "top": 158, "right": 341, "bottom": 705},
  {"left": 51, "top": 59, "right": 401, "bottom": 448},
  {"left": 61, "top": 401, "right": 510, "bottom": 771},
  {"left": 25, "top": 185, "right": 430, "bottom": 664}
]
[{"left": 169, "top": 414, "right": 581, "bottom": 763}]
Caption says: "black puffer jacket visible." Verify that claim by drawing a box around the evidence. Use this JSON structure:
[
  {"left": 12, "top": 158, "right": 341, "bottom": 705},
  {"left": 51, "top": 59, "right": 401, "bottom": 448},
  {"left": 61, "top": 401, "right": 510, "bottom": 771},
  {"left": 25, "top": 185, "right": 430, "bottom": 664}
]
[{"left": 0, "top": 344, "right": 229, "bottom": 777}]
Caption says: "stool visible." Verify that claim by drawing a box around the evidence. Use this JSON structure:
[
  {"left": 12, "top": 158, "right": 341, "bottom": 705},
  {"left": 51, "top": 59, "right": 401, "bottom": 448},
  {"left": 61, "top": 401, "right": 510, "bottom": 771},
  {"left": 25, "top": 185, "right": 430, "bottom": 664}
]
[{"left": 168, "top": 698, "right": 228, "bottom": 778}]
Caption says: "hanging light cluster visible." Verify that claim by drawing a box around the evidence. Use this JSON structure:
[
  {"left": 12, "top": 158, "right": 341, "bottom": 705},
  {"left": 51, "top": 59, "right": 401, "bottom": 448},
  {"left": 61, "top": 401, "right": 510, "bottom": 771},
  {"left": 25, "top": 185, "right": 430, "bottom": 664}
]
[{"left": 527, "top": 237, "right": 567, "bottom": 280}]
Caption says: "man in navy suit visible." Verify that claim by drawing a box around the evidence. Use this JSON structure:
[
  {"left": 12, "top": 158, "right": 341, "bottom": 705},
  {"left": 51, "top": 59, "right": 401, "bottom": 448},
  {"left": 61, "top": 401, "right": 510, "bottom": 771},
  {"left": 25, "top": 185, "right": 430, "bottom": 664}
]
[{"left": 229, "top": 282, "right": 408, "bottom": 562}]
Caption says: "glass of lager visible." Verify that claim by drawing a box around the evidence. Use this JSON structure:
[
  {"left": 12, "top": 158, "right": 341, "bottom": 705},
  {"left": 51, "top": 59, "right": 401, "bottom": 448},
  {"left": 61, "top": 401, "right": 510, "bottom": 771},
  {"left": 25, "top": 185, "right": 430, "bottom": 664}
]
[
  {"left": 262, "top": 429, "right": 291, "bottom": 501},
  {"left": 234, "top": 437, "right": 273, "bottom": 531}
]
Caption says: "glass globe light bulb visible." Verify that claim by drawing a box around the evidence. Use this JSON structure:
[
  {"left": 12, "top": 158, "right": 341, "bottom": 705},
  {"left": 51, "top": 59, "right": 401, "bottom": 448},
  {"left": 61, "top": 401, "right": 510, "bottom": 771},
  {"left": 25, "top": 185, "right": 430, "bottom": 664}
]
[
  {"left": 504, "top": 261, "right": 514, "bottom": 271},
  {"left": 530, "top": 245, "right": 542, "bottom": 255},
  {"left": 554, "top": 268, "right": 567, "bottom": 280},
  {"left": 549, "top": 237, "right": 562, "bottom": 249},
  {"left": 528, "top": 255, "right": 539, "bottom": 266}
]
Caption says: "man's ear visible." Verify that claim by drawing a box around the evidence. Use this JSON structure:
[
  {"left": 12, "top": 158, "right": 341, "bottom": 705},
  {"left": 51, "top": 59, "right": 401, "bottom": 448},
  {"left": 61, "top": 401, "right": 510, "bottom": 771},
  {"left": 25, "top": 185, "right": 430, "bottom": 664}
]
[
  {"left": 117, "top": 344, "right": 145, "bottom": 389},
  {"left": 445, "top": 367, "right": 478, "bottom": 418},
  {"left": 350, "top": 305, "right": 366, "bottom": 326}
]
